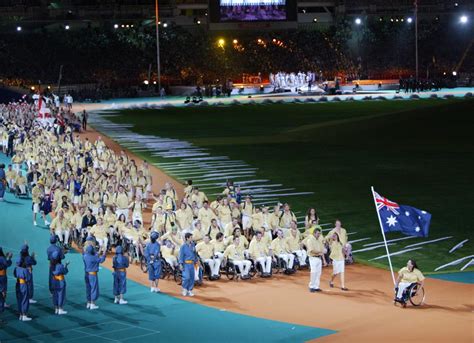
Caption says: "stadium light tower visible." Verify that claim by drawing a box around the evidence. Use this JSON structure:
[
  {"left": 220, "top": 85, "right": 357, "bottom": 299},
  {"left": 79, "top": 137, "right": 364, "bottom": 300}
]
[
  {"left": 155, "top": 0, "right": 161, "bottom": 93},
  {"left": 355, "top": 18, "right": 362, "bottom": 25},
  {"left": 414, "top": 0, "right": 419, "bottom": 81},
  {"left": 460, "top": 15, "right": 468, "bottom": 24}
]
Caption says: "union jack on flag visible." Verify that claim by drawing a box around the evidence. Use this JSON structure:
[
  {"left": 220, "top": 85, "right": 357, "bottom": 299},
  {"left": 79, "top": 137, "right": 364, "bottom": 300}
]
[{"left": 375, "top": 192, "right": 400, "bottom": 215}]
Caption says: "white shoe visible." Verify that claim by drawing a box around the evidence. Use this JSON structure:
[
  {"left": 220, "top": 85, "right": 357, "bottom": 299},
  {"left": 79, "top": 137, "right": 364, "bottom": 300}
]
[
  {"left": 21, "top": 315, "right": 32, "bottom": 321},
  {"left": 86, "top": 303, "right": 91, "bottom": 309},
  {"left": 187, "top": 291, "right": 194, "bottom": 297},
  {"left": 114, "top": 297, "right": 119, "bottom": 304},
  {"left": 89, "top": 304, "right": 99, "bottom": 310},
  {"left": 150, "top": 287, "right": 155, "bottom": 292},
  {"left": 58, "top": 309, "right": 68, "bottom": 315},
  {"left": 55, "top": 308, "right": 58, "bottom": 314},
  {"left": 182, "top": 289, "right": 187, "bottom": 296},
  {"left": 154, "top": 288, "right": 161, "bottom": 293},
  {"left": 119, "top": 299, "right": 128, "bottom": 305},
  {"left": 29, "top": 299, "right": 37, "bottom": 304},
  {"left": 33, "top": 221, "right": 37, "bottom": 226}
]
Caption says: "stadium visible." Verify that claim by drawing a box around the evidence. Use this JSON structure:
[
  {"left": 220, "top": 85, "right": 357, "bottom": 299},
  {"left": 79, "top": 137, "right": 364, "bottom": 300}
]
[{"left": 0, "top": 0, "right": 473, "bottom": 342}]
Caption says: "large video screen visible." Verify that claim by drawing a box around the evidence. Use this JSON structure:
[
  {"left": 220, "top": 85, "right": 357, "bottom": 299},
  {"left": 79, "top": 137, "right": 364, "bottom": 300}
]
[{"left": 219, "top": 0, "right": 287, "bottom": 22}]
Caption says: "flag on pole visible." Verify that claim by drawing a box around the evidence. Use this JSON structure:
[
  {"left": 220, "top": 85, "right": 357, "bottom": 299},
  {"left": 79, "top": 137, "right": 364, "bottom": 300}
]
[{"left": 374, "top": 191, "right": 431, "bottom": 238}]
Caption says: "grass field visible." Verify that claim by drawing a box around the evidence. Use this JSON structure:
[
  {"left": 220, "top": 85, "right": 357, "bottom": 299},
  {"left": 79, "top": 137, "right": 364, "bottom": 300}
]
[{"left": 94, "top": 98, "right": 474, "bottom": 273}]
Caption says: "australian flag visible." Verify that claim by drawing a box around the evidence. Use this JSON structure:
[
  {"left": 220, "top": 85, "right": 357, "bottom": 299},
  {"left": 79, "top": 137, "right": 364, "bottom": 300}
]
[{"left": 374, "top": 191, "right": 431, "bottom": 238}]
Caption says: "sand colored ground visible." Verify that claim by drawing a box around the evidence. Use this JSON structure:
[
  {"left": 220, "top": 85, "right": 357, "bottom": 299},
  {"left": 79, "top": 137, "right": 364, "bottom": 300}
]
[{"left": 78, "top": 118, "right": 474, "bottom": 343}]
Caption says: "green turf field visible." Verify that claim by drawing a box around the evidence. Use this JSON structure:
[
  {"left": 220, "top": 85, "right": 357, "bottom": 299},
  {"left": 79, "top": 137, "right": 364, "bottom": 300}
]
[{"left": 95, "top": 98, "right": 474, "bottom": 273}]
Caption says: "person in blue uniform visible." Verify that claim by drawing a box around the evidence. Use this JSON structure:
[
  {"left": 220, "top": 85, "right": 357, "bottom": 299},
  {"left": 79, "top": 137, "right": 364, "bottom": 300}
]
[
  {"left": 112, "top": 246, "right": 129, "bottom": 304},
  {"left": 51, "top": 250, "right": 69, "bottom": 315},
  {"left": 144, "top": 232, "right": 161, "bottom": 293},
  {"left": 0, "top": 247, "right": 13, "bottom": 324},
  {"left": 179, "top": 233, "right": 198, "bottom": 297},
  {"left": 47, "top": 235, "right": 64, "bottom": 294},
  {"left": 14, "top": 256, "right": 32, "bottom": 321},
  {"left": 20, "top": 244, "right": 37, "bottom": 304},
  {"left": 83, "top": 245, "right": 106, "bottom": 310}
]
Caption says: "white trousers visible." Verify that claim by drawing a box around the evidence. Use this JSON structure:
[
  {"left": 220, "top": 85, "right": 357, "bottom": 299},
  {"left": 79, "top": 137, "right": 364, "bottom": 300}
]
[
  {"left": 397, "top": 282, "right": 412, "bottom": 299},
  {"left": 96, "top": 237, "right": 108, "bottom": 250},
  {"left": 19, "top": 185, "right": 27, "bottom": 194},
  {"left": 278, "top": 253, "right": 295, "bottom": 269},
  {"left": 215, "top": 252, "right": 224, "bottom": 262},
  {"left": 293, "top": 249, "right": 307, "bottom": 266},
  {"left": 132, "top": 212, "right": 142, "bottom": 224},
  {"left": 308, "top": 256, "right": 322, "bottom": 289},
  {"left": 135, "top": 187, "right": 144, "bottom": 199},
  {"left": 56, "top": 229, "right": 70, "bottom": 243},
  {"left": 165, "top": 256, "right": 178, "bottom": 269},
  {"left": 242, "top": 214, "right": 252, "bottom": 229},
  {"left": 204, "top": 258, "right": 221, "bottom": 276},
  {"left": 256, "top": 256, "right": 272, "bottom": 273},
  {"left": 232, "top": 260, "right": 251, "bottom": 276}
]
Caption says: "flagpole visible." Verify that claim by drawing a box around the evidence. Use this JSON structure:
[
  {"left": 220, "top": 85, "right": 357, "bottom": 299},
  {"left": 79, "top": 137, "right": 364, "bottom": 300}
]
[
  {"left": 155, "top": 0, "right": 161, "bottom": 93},
  {"left": 370, "top": 186, "right": 396, "bottom": 285}
]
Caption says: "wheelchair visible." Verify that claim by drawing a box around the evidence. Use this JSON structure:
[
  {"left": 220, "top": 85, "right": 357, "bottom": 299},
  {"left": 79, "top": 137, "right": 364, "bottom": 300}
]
[
  {"left": 292, "top": 253, "right": 308, "bottom": 271},
  {"left": 72, "top": 227, "right": 84, "bottom": 249},
  {"left": 271, "top": 256, "right": 296, "bottom": 275},
  {"left": 394, "top": 283, "right": 425, "bottom": 307},
  {"left": 15, "top": 185, "right": 29, "bottom": 198},
  {"left": 200, "top": 258, "right": 221, "bottom": 281},
  {"left": 224, "top": 260, "right": 253, "bottom": 281},
  {"left": 160, "top": 257, "right": 178, "bottom": 280}
]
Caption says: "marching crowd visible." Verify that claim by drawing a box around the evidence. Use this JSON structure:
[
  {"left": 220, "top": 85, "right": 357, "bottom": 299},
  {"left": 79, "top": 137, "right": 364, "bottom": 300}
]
[{"left": 0, "top": 98, "right": 424, "bottom": 323}]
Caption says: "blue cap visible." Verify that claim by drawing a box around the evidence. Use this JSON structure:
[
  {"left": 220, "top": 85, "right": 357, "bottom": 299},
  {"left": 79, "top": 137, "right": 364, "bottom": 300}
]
[
  {"left": 51, "top": 250, "right": 59, "bottom": 260},
  {"left": 86, "top": 236, "right": 94, "bottom": 241},
  {"left": 50, "top": 235, "right": 57, "bottom": 244},
  {"left": 115, "top": 246, "right": 123, "bottom": 254},
  {"left": 20, "top": 244, "right": 29, "bottom": 253},
  {"left": 151, "top": 232, "right": 159, "bottom": 240}
]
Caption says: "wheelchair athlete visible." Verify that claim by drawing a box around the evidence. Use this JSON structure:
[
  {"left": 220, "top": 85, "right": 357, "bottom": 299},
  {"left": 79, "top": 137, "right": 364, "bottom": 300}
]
[
  {"left": 270, "top": 229, "right": 295, "bottom": 273},
  {"left": 223, "top": 236, "right": 252, "bottom": 279},
  {"left": 196, "top": 235, "right": 221, "bottom": 280},
  {"left": 395, "top": 259, "right": 425, "bottom": 306},
  {"left": 249, "top": 231, "right": 272, "bottom": 277}
]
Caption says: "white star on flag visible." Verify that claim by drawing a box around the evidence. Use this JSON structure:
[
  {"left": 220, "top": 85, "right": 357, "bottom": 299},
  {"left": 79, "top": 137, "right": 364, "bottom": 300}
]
[
  {"left": 415, "top": 227, "right": 420, "bottom": 232},
  {"left": 386, "top": 215, "right": 398, "bottom": 227},
  {"left": 405, "top": 211, "right": 410, "bottom": 216}
]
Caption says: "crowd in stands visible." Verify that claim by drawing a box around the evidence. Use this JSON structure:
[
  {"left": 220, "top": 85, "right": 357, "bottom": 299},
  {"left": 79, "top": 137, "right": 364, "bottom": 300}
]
[{"left": 1, "top": 17, "right": 471, "bottom": 94}]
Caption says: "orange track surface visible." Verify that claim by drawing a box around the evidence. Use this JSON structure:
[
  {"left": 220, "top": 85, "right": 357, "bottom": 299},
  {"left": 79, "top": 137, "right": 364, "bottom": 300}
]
[{"left": 79, "top": 124, "right": 474, "bottom": 343}]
